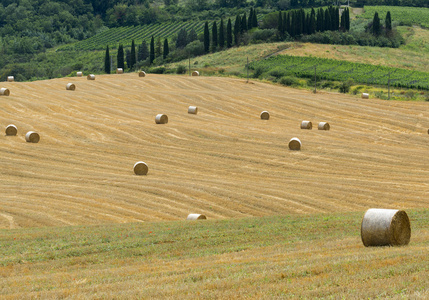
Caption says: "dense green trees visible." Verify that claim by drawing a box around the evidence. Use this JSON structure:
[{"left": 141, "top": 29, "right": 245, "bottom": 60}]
[
  {"left": 104, "top": 45, "right": 110, "bottom": 74},
  {"left": 204, "top": 21, "right": 210, "bottom": 53},
  {"left": 150, "top": 36, "right": 155, "bottom": 64},
  {"left": 117, "top": 44, "right": 124, "bottom": 69}
]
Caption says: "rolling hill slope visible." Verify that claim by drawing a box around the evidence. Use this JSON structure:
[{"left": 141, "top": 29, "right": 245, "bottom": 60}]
[{"left": 0, "top": 74, "right": 428, "bottom": 229}]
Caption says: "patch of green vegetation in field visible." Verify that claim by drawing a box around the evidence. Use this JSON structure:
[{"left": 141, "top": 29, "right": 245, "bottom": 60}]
[{"left": 358, "top": 6, "right": 429, "bottom": 28}]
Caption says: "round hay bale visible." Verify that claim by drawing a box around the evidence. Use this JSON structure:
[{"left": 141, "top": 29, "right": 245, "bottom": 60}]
[
  {"left": 133, "top": 161, "right": 148, "bottom": 175},
  {"left": 288, "top": 137, "right": 301, "bottom": 150},
  {"left": 25, "top": 131, "right": 40, "bottom": 143},
  {"left": 361, "top": 208, "right": 411, "bottom": 247},
  {"left": 188, "top": 106, "right": 198, "bottom": 114},
  {"left": 139, "top": 71, "right": 146, "bottom": 77},
  {"left": 5, "top": 124, "right": 18, "bottom": 136},
  {"left": 362, "top": 93, "right": 369, "bottom": 99},
  {"left": 0, "top": 88, "right": 10, "bottom": 96},
  {"left": 186, "top": 214, "right": 207, "bottom": 220},
  {"left": 301, "top": 121, "right": 312, "bottom": 130},
  {"left": 260, "top": 111, "right": 270, "bottom": 120},
  {"left": 76, "top": 72, "right": 83, "bottom": 77},
  {"left": 116, "top": 68, "right": 123, "bottom": 74},
  {"left": 318, "top": 122, "right": 330, "bottom": 130},
  {"left": 7, "top": 76, "right": 14, "bottom": 82},
  {"left": 192, "top": 71, "right": 199, "bottom": 76},
  {"left": 87, "top": 74, "right": 96, "bottom": 80},
  {"left": 155, "top": 114, "right": 168, "bottom": 124},
  {"left": 66, "top": 83, "right": 76, "bottom": 91}
]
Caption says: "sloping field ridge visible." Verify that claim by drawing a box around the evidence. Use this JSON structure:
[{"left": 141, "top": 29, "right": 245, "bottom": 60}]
[{"left": 0, "top": 74, "right": 428, "bottom": 228}]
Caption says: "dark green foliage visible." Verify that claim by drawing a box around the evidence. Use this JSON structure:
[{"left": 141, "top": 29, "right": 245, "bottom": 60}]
[
  {"left": 372, "top": 12, "right": 382, "bottom": 36},
  {"left": 252, "top": 8, "right": 258, "bottom": 28},
  {"left": 278, "top": 12, "right": 284, "bottom": 36},
  {"left": 117, "top": 44, "right": 125, "bottom": 69},
  {"left": 138, "top": 40, "right": 149, "bottom": 62},
  {"left": 126, "top": 49, "right": 131, "bottom": 70},
  {"left": 345, "top": 8, "right": 350, "bottom": 31},
  {"left": 386, "top": 11, "right": 392, "bottom": 31},
  {"left": 130, "top": 40, "right": 136, "bottom": 70},
  {"left": 212, "top": 21, "right": 218, "bottom": 50},
  {"left": 309, "top": 8, "right": 316, "bottom": 34},
  {"left": 176, "top": 28, "right": 188, "bottom": 49},
  {"left": 324, "top": 8, "right": 331, "bottom": 32},
  {"left": 219, "top": 19, "right": 225, "bottom": 49},
  {"left": 227, "top": 18, "right": 233, "bottom": 48},
  {"left": 104, "top": 45, "right": 110, "bottom": 74},
  {"left": 176, "top": 65, "right": 187, "bottom": 74},
  {"left": 204, "top": 21, "right": 210, "bottom": 53},
  {"left": 248, "top": 8, "right": 254, "bottom": 30},
  {"left": 241, "top": 13, "right": 247, "bottom": 33},
  {"left": 163, "top": 38, "right": 169, "bottom": 59},
  {"left": 155, "top": 37, "right": 162, "bottom": 58},
  {"left": 234, "top": 15, "right": 241, "bottom": 45},
  {"left": 150, "top": 36, "right": 155, "bottom": 64},
  {"left": 339, "top": 79, "right": 354, "bottom": 93}
]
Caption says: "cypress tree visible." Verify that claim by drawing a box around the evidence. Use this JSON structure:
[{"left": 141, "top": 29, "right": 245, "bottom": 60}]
[
  {"left": 309, "top": 8, "right": 316, "bottom": 34},
  {"left": 335, "top": 7, "right": 340, "bottom": 30},
  {"left": 286, "top": 12, "right": 291, "bottom": 36},
  {"left": 155, "top": 37, "right": 162, "bottom": 57},
  {"left": 248, "top": 8, "right": 253, "bottom": 30},
  {"left": 372, "top": 12, "right": 381, "bottom": 36},
  {"left": 226, "top": 18, "right": 233, "bottom": 48},
  {"left": 204, "top": 21, "right": 210, "bottom": 53},
  {"left": 212, "top": 21, "right": 218, "bottom": 51},
  {"left": 252, "top": 8, "right": 258, "bottom": 28},
  {"left": 149, "top": 36, "right": 155, "bottom": 64},
  {"left": 138, "top": 40, "right": 149, "bottom": 61},
  {"left": 104, "top": 45, "right": 110, "bottom": 74},
  {"left": 282, "top": 12, "right": 287, "bottom": 35},
  {"left": 278, "top": 11, "right": 284, "bottom": 36},
  {"left": 219, "top": 19, "right": 225, "bottom": 49},
  {"left": 163, "top": 38, "right": 169, "bottom": 59},
  {"left": 324, "top": 9, "right": 331, "bottom": 32},
  {"left": 345, "top": 8, "right": 350, "bottom": 31},
  {"left": 340, "top": 9, "right": 346, "bottom": 31},
  {"left": 317, "top": 8, "right": 324, "bottom": 32},
  {"left": 385, "top": 11, "right": 392, "bottom": 31},
  {"left": 241, "top": 13, "right": 247, "bottom": 33},
  {"left": 234, "top": 15, "right": 240, "bottom": 45},
  {"left": 117, "top": 44, "right": 124, "bottom": 69},
  {"left": 130, "top": 39, "right": 136, "bottom": 70},
  {"left": 125, "top": 49, "right": 131, "bottom": 70}
]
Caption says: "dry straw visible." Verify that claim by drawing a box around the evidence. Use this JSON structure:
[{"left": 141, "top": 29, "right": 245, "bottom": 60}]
[
  {"left": 362, "top": 93, "right": 369, "bottom": 99},
  {"left": 66, "top": 83, "right": 76, "bottom": 91},
  {"left": 301, "top": 121, "right": 312, "bottom": 130},
  {"left": 188, "top": 106, "right": 198, "bottom": 114},
  {"left": 155, "top": 114, "right": 168, "bottom": 124},
  {"left": 133, "top": 161, "right": 148, "bottom": 175},
  {"left": 7, "top": 76, "right": 14, "bottom": 82},
  {"left": 361, "top": 208, "right": 411, "bottom": 247},
  {"left": 186, "top": 214, "right": 207, "bottom": 220},
  {"left": 192, "top": 71, "right": 199, "bottom": 76},
  {"left": 318, "top": 122, "right": 330, "bottom": 130},
  {"left": 76, "top": 72, "right": 83, "bottom": 77},
  {"left": 116, "top": 68, "right": 123, "bottom": 74},
  {"left": 0, "top": 88, "right": 10, "bottom": 96},
  {"left": 25, "top": 131, "right": 40, "bottom": 143},
  {"left": 87, "top": 74, "right": 96, "bottom": 80},
  {"left": 5, "top": 124, "right": 17, "bottom": 136},
  {"left": 260, "top": 111, "right": 270, "bottom": 120},
  {"left": 139, "top": 71, "right": 146, "bottom": 77},
  {"left": 288, "top": 137, "right": 301, "bottom": 150}
]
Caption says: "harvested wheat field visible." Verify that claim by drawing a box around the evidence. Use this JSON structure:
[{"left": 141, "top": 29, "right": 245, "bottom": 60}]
[{"left": 0, "top": 74, "right": 428, "bottom": 229}]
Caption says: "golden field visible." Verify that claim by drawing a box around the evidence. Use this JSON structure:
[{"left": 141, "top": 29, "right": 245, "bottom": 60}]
[{"left": 1, "top": 73, "right": 428, "bottom": 228}]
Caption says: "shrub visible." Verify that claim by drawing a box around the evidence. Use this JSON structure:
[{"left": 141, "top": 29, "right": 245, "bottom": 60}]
[
  {"left": 267, "top": 66, "right": 288, "bottom": 79},
  {"left": 279, "top": 76, "right": 299, "bottom": 87},
  {"left": 176, "top": 64, "right": 187, "bottom": 74},
  {"left": 339, "top": 79, "right": 354, "bottom": 93},
  {"left": 149, "top": 66, "right": 166, "bottom": 74}
]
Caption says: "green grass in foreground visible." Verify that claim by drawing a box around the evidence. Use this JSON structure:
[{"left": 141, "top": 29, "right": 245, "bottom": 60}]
[{"left": 1, "top": 209, "right": 428, "bottom": 298}]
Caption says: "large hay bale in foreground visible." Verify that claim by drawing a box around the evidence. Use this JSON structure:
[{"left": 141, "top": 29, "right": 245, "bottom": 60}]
[
  {"left": 260, "top": 111, "right": 270, "bottom": 120},
  {"left": 139, "top": 71, "right": 146, "bottom": 77},
  {"left": 25, "top": 131, "right": 40, "bottom": 143},
  {"left": 288, "top": 137, "right": 301, "bottom": 150},
  {"left": 0, "top": 88, "right": 10, "bottom": 96},
  {"left": 66, "top": 83, "right": 76, "bottom": 91},
  {"left": 192, "top": 71, "right": 199, "bottom": 76},
  {"left": 361, "top": 208, "right": 411, "bottom": 247},
  {"left": 133, "top": 161, "right": 148, "bottom": 175},
  {"left": 186, "top": 214, "right": 207, "bottom": 220},
  {"left": 5, "top": 124, "right": 18, "bottom": 136},
  {"left": 155, "top": 114, "right": 168, "bottom": 124},
  {"left": 362, "top": 93, "right": 369, "bottom": 99},
  {"left": 76, "top": 72, "right": 83, "bottom": 77},
  {"left": 301, "top": 121, "right": 312, "bottom": 130},
  {"left": 116, "top": 68, "right": 123, "bottom": 74},
  {"left": 87, "top": 74, "right": 96, "bottom": 80},
  {"left": 7, "top": 76, "right": 14, "bottom": 82},
  {"left": 318, "top": 122, "right": 330, "bottom": 130},
  {"left": 188, "top": 106, "right": 198, "bottom": 114}
]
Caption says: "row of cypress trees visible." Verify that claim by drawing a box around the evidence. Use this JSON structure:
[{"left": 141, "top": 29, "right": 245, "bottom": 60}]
[
  {"left": 104, "top": 37, "right": 170, "bottom": 73},
  {"left": 278, "top": 7, "right": 350, "bottom": 38}
]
